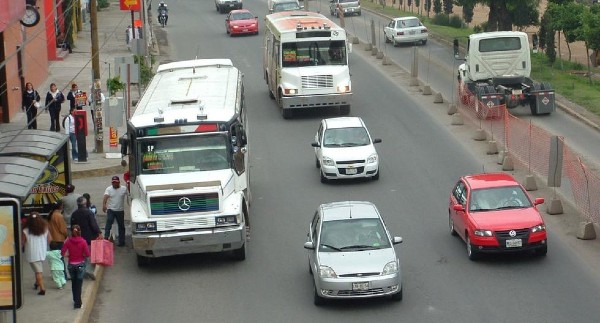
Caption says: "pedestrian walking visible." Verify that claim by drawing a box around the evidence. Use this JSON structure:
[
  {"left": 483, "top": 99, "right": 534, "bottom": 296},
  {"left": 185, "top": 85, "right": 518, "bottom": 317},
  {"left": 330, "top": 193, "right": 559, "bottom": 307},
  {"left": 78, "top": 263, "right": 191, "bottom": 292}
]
[
  {"left": 63, "top": 108, "right": 78, "bottom": 161},
  {"left": 66, "top": 83, "right": 86, "bottom": 110},
  {"left": 46, "top": 249, "right": 66, "bottom": 289},
  {"left": 21, "top": 212, "right": 51, "bottom": 296},
  {"left": 45, "top": 83, "right": 65, "bottom": 132},
  {"left": 22, "top": 82, "right": 41, "bottom": 129},
  {"left": 61, "top": 225, "right": 90, "bottom": 309},
  {"left": 70, "top": 196, "right": 102, "bottom": 280},
  {"left": 83, "top": 193, "right": 98, "bottom": 217},
  {"left": 103, "top": 176, "right": 128, "bottom": 247},
  {"left": 47, "top": 201, "right": 69, "bottom": 280},
  {"left": 61, "top": 184, "right": 81, "bottom": 227}
]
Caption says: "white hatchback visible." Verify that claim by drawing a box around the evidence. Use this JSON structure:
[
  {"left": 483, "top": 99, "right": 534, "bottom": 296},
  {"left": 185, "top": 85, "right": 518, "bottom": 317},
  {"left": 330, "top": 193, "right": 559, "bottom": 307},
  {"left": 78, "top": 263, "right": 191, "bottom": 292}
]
[
  {"left": 384, "top": 16, "right": 428, "bottom": 46},
  {"left": 311, "top": 117, "right": 381, "bottom": 183}
]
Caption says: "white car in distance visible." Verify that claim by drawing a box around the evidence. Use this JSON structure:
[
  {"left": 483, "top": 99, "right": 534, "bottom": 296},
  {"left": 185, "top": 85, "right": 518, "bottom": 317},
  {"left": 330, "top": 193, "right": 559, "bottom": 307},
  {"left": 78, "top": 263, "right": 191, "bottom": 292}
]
[
  {"left": 384, "top": 16, "right": 428, "bottom": 46},
  {"left": 311, "top": 117, "right": 381, "bottom": 183}
]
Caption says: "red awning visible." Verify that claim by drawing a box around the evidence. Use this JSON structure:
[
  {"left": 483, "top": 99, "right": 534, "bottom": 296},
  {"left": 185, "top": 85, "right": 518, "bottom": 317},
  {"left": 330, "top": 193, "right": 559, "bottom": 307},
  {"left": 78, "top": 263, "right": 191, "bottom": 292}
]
[{"left": 0, "top": 1, "right": 26, "bottom": 33}]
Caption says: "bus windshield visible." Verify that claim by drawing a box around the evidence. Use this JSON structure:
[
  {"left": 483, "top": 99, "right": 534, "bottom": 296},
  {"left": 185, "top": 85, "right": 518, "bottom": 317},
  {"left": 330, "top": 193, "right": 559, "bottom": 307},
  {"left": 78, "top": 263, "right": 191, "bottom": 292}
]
[
  {"left": 282, "top": 40, "right": 346, "bottom": 67},
  {"left": 138, "top": 134, "right": 230, "bottom": 175}
]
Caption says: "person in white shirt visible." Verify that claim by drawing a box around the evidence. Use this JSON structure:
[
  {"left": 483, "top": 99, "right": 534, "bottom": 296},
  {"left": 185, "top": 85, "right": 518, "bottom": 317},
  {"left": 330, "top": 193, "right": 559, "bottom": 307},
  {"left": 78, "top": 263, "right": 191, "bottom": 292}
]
[
  {"left": 63, "top": 108, "right": 78, "bottom": 161},
  {"left": 103, "top": 176, "right": 128, "bottom": 246}
]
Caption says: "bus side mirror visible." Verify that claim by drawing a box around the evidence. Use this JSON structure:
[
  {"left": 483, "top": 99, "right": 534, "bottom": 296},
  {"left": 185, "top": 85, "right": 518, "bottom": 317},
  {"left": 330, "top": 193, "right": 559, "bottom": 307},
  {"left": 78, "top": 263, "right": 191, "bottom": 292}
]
[
  {"left": 453, "top": 39, "right": 460, "bottom": 59},
  {"left": 119, "top": 135, "right": 129, "bottom": 157}
]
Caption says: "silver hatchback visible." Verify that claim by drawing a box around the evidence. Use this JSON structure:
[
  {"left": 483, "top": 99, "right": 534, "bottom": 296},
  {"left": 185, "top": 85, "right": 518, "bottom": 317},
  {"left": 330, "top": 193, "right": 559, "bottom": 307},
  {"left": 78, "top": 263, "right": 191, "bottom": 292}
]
[{"left": 303, "top": 201, "right": 403, "bottom": 305}]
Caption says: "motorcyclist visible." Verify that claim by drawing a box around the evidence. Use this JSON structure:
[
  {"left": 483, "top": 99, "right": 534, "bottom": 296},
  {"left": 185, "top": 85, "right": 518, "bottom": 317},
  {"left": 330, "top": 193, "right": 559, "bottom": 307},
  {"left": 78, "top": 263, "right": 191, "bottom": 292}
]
[{"left": 157, "top": 1, "right": 169, "bottom": 26}]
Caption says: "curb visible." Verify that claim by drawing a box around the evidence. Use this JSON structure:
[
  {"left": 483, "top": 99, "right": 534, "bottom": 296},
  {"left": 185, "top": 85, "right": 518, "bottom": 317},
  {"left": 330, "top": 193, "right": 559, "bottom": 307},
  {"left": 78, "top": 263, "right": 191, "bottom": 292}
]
[
  {"left": 72, "top": 164, "right": 127, "bottom": 179},
  {"left": 74, "top": 264, "right": 105, "bottom": 323}
]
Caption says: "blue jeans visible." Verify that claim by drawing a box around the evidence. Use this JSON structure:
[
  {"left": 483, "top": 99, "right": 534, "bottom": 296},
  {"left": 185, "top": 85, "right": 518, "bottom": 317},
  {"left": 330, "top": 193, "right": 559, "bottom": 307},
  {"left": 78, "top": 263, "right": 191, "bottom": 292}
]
[
  {"left": 67, "top": 263, "right": 85, "bottom": 307},
  {"left": 105, "top": 210, "right": 125, "bottom": 245},
  {"left": 69, "top": 132, "right": 78, "bottom": 160}
]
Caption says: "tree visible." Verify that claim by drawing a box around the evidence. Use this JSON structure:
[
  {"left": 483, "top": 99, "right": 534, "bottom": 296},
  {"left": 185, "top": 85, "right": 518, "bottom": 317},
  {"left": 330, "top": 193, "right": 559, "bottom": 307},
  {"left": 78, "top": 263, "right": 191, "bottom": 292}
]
[
  {"left": 549, "top": 2, "right": 585, "bottom": 61},
  {"left": 508, "top": 0, "right": 539, "bottom": 31},
  {"left": 443, "top": 0, "right": 453, "bottom": 14},
  {"left": 582, "top": 6, "right": 600, "bottom": 78},
  {"left": 456, "top": 0, "right": 476, "bottom": 25},
  {"left": 433, "top": 0, "right": 442, "bottom": 14},
  {"left": 477, "top": 0, "right": 540, "bottom": 31},
  {"left": 543, "top": 12, "right": 557, "bottom": 63},
  {"left": 425, "top": 0, "right": 432, "bottom": 17}
]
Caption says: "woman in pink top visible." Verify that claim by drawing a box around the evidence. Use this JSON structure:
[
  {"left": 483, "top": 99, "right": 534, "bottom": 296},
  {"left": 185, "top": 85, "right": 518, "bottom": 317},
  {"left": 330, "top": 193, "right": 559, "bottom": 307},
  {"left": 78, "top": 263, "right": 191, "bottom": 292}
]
[{"left": 61, "top": 225, "right": 90, "bottom": 309}]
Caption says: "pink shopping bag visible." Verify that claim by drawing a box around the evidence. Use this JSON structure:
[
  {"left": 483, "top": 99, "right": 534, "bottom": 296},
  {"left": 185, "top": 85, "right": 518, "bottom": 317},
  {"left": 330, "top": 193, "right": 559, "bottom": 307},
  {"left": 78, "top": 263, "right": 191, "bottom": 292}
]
[{"left": 91, "top": 239, "right": 114, "bottom": 266}]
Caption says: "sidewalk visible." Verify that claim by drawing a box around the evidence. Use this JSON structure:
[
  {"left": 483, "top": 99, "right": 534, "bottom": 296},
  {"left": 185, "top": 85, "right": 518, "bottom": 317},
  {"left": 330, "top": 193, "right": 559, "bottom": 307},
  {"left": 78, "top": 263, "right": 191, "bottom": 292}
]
[{"left": 0, "top": 2, "right": 157, "bottom": 323}]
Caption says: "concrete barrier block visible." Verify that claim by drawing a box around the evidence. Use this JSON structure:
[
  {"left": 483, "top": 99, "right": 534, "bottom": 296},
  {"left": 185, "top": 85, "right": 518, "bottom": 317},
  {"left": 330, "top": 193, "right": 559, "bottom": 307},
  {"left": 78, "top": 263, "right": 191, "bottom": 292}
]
[
  {"left": 451, "top": 113, "right": 464, "bottom": 125},
  {"left": 382, "top": 56, "right": 391, "bottom": 65},
  {"left": 409, "top": 77, "right": 420, "bottom": 86},
  {"left": 577, "top": 222, "right": 596, "bottom": 240},
  {"left": 502, "top": 153, "right": 514, "bottom": 171},
  {"left": 447, "top": 104, "right": 457, "bottom": 115},
  {"left": 352, "top": 36, "right": 359, "bottom": 44},
  {"left": 365, "top": 43, "right": 372, "bottom": 51},
  {"left": 376, "top": 50, "right": 384, "bottom": 59},
  {"left": 546, "top": 197, "right": 564, "bottom": 215},
  {"left": 434, "top": 92, "right": 443, "bottom": 103},
  {"left": 497, "top": 149, "right": 505, "bottom": 164},
  {"left": 487, "top": 140, "right": 499, "bottom": 155},
  {"left": 422, "top": 85, "right": 432, "bottom": 95},
  {"left": 473, "top": 128, "right": 486, "bottom": 141},
  {"left": 371, "top": 47, "right": 378, "bottom": 56},
  {"left": 523, "top": 174, "right": 538, "bottom": 191}
]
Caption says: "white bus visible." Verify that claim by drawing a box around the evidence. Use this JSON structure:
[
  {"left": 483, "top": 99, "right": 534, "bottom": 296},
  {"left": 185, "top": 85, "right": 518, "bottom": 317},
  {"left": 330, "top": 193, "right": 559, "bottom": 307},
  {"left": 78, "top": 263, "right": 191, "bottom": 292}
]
[
  {"left": 264, "top": 11, "right": 352, "bottom": 119},
  {"left": 121, "top": 59, "right": 250, "bottom": 266}
]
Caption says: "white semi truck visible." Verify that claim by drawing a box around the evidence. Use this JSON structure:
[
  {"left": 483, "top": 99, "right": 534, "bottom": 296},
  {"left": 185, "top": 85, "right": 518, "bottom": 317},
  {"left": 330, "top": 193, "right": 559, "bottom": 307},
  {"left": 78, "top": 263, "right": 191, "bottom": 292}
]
[{"left": 454, "top": 31, "right": 555, "bottom": 116}]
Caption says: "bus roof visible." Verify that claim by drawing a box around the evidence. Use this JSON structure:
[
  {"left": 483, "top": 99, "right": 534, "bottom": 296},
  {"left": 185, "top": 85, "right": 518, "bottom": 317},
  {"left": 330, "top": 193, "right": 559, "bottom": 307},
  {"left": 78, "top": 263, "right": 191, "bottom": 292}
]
[
  {"left": 131, "top": 59, "right": 242, "bottom": 128},
  {"left": 265, "top": 11, "right": 343, "bottom": 34}
]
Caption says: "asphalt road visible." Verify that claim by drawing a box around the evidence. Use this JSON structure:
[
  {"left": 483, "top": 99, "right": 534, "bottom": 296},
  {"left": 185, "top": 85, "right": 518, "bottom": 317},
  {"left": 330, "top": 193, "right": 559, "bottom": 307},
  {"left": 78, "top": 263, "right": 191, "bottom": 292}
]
[{"left": 90, "top": 1, "right": 600, "bottom": 322}]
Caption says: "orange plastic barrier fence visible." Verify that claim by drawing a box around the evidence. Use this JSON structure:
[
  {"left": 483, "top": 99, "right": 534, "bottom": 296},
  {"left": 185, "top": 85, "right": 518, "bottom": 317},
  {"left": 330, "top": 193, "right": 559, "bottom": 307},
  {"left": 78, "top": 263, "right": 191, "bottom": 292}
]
[{"left": 562, "top": 142, "right": 600, "bottom": 223}]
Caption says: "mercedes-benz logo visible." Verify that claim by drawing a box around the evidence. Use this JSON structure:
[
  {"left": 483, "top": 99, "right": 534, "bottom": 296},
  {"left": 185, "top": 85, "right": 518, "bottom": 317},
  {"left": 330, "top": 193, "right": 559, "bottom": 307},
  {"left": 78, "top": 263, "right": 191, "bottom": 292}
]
[
  {"left": 509, "top": 230, "right": 517, "bottom": 237},
  {"left": 178, "top": 197, "right": 191, "bottom": 211}
]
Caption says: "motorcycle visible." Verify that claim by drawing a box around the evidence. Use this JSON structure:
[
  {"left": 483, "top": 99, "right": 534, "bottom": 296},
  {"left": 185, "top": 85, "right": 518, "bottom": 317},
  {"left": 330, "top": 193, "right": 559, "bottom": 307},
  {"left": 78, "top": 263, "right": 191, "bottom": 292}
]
[{"left": 158, "top": 9, "right": 168, "bottom": 27}]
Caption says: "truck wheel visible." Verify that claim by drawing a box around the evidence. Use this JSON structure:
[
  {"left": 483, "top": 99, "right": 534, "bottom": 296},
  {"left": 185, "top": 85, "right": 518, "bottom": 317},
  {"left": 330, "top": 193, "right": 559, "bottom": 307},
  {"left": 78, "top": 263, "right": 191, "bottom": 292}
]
[{"left": 137, "top": 255, "right": 151, "bottom": 267}]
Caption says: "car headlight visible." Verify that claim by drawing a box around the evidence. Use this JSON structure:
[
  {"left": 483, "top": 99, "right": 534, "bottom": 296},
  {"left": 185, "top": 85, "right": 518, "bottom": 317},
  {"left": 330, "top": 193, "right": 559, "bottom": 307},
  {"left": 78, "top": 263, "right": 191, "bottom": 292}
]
[
  {"left": 474, "top": 229, "right": 493, "bottom": 237},
  {"left": 531, "top": 224, "right": 546, "bottom": 233},
  {"left": 336, "top": 84, "right": 350, "bottom": 93},
  {"left": 322, "top": 157, "right": 335, "bottom": 167},
  {"left": 216, "top": 215, "right": 238, "bottom": 226},
  {"left": 233, "top": 25, "right": 239, "bottom": 29},
  {"left": 283, "top": 88, "right": 298, "bottom": 95},
  {"left": 367, "top": 154, "right": 378, "bottom": 164},
  {"left": 134, "top": 222, "right": 157, "bottom": 232},
  {"left": 382, "top": 260, "right": 398, "bottom": 275},
  {"left": 319, "top": 266, "right": 337, "bottom": 278},
  {"left": 250, "top": 23, "right": 256, "bottom": 27}
]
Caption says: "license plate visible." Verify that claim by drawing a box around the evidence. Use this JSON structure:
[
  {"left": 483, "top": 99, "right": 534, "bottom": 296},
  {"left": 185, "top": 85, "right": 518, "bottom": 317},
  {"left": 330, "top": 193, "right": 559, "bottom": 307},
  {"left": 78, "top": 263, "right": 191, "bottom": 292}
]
[
  {"left": 513, "top": 89, "right": 522, "bottom": 95},
  {"left": 346, "top": 168, "right": 357, "bottom": 175},
  {"left": 506, "top": 239, "right": 522, "bottom": 248},
  {"left": 352, "top": 282, "right": 369, "bottom": 291},
  {"left": 243, "top": 29, "right": 248, "bottom": 32}
]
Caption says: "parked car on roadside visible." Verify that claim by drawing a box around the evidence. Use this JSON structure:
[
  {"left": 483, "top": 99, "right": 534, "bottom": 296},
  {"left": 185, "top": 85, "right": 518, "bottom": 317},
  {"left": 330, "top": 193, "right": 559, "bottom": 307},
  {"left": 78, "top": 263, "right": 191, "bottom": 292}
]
[
  {"left": 384, "top": 16, "right": 428, "bottom": 46},
  {"left": 449, "top": 173, "right": 548, "bottom": 260},
  {"left": 225, "top": 9, "right": 258, "bottom": 36},
  {"left": 311, "top": 117, "right": 381, "bottom": 183},
  {"left": 304, "top": 201, "right": 403, "bottom": 305},
  {"left": 329, "top": 0, "right": 361, "bottom": 17}
]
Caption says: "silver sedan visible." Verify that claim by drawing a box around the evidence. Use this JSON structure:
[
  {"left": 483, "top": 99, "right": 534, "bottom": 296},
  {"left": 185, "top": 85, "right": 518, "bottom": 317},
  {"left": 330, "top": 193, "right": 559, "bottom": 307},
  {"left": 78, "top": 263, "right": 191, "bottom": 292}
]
[{"left": 303, "top": 201, "right": 403, "bottom": 305}]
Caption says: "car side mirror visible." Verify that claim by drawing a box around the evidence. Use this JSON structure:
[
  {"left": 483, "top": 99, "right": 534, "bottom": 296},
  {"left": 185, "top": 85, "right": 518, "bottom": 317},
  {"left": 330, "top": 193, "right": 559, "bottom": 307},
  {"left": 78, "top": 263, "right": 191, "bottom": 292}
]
[
  {"left": 453, "top": 204, "right": 465, "bottom": 212},
  {"left": 373, "top": 138, "right": 382, "bottom": 144},
  {"left": 300, "top": 5, "right": 305, "bottom": 9},
  {"left": 453, "top": 39, "right": 460, "bottom": 59},
  {"left": 311, "top": 142, "right": 320, "bottom": 147},
  {"left": 392, "top": 236, "right": 403, "bottom": 245},
  {"left": 303, "top": 241, "right": 315, "bottom": 250},
  {"left": 534, "top": 197, "right": 544, "bottom": 205}
]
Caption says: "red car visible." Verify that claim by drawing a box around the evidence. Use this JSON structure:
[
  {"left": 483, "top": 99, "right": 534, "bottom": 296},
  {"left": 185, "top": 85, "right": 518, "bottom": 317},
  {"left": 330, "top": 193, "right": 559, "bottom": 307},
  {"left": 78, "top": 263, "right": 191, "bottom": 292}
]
[
  {"left": 448, "top": 173, "right": 547, "bottom": 260},
  {"left": 225, "top": 10, "right": 258, "bottom": 36}
]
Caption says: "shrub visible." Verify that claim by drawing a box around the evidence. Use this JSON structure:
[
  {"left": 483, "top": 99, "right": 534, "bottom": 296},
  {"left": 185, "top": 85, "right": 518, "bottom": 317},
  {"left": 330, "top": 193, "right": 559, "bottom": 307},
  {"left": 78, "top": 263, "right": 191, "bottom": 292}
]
[{"left": 448, "top": 14, "right": 464, "bottom": 28}]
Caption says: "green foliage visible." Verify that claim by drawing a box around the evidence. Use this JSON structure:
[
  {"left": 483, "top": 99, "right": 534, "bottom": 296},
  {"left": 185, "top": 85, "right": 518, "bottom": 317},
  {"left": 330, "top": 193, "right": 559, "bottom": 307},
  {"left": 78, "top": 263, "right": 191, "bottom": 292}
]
[
  {"left": 430, "top": 13, "right": 465, "bottom": 28},
  {"left": 98, "top": 0, "right": 109, "bottom": 9},
  {"left": 546, "top": 21, "right": 557, "bottom": 63},
  {"left": 433, "top": 0, "right": 442, "bottom": 14},
  {"left": 508, "top": 0, "right": 539, "bottom": 29},
  {"left": 106, "top": 76, "right": 125, "bottom": 96},
  {"left": 134, "top": 55, "right": 154, "bottom": 87},
  {"left": 462, "top": 4, "right": 475, "bottom": 24},
  {"left": 443, "top": 0, "right": 453, "bottom": 14},
  {"left": 583, "top": 6, "right": 600, "bottom": 50},
  {"left": 425, "top": 0, "right": 431, "bottom": 12}
]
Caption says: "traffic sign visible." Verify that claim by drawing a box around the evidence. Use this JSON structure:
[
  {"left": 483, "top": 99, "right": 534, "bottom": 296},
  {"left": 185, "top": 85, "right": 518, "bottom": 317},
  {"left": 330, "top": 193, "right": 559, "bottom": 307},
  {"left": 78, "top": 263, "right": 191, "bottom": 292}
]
[{"left": 120, "top": 0, "right": 141, "bottom": 11}]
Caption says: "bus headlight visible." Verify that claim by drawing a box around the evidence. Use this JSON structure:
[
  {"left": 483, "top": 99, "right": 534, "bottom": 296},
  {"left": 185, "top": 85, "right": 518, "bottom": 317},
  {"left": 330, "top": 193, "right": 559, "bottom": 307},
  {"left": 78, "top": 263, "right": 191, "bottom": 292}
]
[
  {"left": 337, "top": 84, "right": 350, "bottom": 93},
  {"left": 283, "top": 88, "right": 298, "bottom": 95},
  {"left": 134, "top": 222, "right": 157, "bottom": 232}
]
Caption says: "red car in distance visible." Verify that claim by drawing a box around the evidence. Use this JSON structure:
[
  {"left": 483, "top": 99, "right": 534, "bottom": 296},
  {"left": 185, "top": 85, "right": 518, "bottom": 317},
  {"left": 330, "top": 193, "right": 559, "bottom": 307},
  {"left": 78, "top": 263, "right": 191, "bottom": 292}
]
[
  {"left": 448, "top": 173, "right": 547, "bottom": 260},
  {"left": 225, "top": 9, "right": 259, "bottom": 36}
]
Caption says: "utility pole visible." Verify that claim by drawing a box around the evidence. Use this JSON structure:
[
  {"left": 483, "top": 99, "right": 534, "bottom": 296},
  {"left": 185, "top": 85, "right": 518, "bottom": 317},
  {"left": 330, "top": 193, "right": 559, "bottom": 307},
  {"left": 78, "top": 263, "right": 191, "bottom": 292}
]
[{"left": 91, "top": 0, "right": 104, "bottom": 153}]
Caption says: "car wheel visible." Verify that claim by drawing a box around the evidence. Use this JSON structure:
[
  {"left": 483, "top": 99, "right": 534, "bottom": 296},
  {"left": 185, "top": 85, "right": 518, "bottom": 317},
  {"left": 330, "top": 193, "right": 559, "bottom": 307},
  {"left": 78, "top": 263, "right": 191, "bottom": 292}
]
[
  {"left": 372, "top": 168, "right": 380, "bottom": 181},
  {"left": 137, "top": 255, "right": 151, "bottom": 267},
  {"left": 315, "top": 157, "right": 320, "bottom": 168},
  {"left": 313, "top": 284, "right": 325, "bottom": 306},
  {"left": 320, "top": 171, "right": 328, "bottom": 184},
  {"left": 535, "top": 245, "right": 548, "bottom": 257},
  {"left": 422, "top": 39, "right": 427, "bottom": 45},
  {"left": 466, "top": 235, "right": 479, "bottom": 261},
  {"left": 385, "top": 34, "right": 391, "bottom": 43},
  {"left": 449, "top": 214, "right": 457, "bottom": 236},
  {"left": 393, "top": 38, "right": 398, "bottom": 47},
  {"left": 390, "top": 287, "right": 403, "bottom": 301},
  {"left": 308, "top": 261, "right": 313, "bottom": 275},
  {"left": 357, "top": 11, "right": 361, "bottom": 16},
  {"left": 232, "top": 242, "right": 246, "bottom": 261}
]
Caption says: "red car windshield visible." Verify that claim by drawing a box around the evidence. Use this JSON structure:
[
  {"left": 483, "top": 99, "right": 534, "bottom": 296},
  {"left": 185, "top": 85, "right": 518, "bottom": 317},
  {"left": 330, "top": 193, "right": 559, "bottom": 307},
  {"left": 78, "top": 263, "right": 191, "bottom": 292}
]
[
  {"left": 469, "top": 186, "right": 532, "bottom": 211},
  {"left": 231, "top": 12, "right": 254, "bottom": 20}
]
